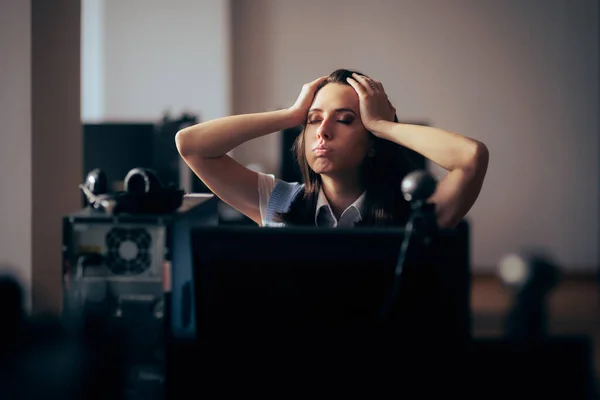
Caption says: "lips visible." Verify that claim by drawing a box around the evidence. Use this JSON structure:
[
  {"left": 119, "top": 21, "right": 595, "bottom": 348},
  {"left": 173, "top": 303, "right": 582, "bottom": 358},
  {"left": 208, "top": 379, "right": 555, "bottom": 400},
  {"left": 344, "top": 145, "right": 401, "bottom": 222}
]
[{"left": 312, "top": 144, "right": 332, "bottom": 155}]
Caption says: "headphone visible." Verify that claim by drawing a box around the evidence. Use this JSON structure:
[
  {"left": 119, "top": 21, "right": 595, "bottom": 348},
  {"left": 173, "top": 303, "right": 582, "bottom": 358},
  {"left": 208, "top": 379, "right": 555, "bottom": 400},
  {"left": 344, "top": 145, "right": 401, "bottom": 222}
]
[
  {"left": 80, "top": 168, "right": 184, "bottom": 215},
  {"left": 123, "top": 168, "right": 163, "bottom": 195}
]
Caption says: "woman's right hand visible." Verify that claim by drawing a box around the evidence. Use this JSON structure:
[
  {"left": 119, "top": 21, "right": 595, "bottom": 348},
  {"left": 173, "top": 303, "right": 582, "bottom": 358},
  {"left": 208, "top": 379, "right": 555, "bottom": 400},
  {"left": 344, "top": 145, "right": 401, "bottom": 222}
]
[{"left": 288, "top": 76, "right": 328, "bottom": 126}]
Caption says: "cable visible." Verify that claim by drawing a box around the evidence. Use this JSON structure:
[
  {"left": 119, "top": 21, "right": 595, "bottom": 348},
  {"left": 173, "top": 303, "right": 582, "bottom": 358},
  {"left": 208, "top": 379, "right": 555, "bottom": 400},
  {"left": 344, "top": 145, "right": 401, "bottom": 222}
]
[{"left": 378, "top": 213, "right": 417, "bottom": 318}]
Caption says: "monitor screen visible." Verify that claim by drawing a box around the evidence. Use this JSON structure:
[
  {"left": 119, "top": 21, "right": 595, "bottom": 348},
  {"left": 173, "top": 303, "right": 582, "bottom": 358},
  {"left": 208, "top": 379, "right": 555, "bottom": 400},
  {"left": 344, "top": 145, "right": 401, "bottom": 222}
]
[
  {"left": 184, "top": 223, "right": 470, "bottom": 345},
  {"left": 166, "top": 223, "right": 470, "bottom": 393},
  {"left": 83, "top": 122, "right": 155, "bottom": 192}
]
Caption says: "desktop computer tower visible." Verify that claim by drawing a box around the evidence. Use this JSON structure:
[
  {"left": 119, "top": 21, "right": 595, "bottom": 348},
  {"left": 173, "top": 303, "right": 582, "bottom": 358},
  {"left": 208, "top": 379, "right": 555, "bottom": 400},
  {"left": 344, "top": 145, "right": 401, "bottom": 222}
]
[{"left": 61, "top": 194, "right": 218, "bottom": 399}]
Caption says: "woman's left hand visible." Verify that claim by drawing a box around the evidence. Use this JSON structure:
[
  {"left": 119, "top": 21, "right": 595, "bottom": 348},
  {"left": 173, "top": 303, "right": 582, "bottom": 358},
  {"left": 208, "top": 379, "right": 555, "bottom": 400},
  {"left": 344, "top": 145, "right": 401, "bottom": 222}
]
[{"left": 346, "top": 73, "right": 396, "bottom": 134}]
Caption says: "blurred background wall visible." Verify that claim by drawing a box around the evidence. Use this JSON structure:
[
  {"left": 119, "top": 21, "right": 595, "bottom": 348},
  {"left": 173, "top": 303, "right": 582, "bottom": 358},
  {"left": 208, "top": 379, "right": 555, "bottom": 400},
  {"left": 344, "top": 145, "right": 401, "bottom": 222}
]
[
  {"left": 82, "top": 0, "right": 232, "bottom": 123},
  {"left": 0, "top": 0, "right": 598, "bottom": 311},
  {"left": 82, "top": 0, "right": 598, "bottom": 273},
  {"left": 0, "top": 0, "right": 81, "bottom": 313},
  {"left": 0, "top": 1, "right": 32, "bottom": 305}
]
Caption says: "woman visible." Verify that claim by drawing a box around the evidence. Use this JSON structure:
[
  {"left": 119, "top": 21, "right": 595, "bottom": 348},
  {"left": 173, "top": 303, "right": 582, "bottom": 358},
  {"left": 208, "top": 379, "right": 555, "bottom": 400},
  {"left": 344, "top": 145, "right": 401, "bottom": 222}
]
[{"left": 175, "top": 69, "right": 489, "bottom": 229}]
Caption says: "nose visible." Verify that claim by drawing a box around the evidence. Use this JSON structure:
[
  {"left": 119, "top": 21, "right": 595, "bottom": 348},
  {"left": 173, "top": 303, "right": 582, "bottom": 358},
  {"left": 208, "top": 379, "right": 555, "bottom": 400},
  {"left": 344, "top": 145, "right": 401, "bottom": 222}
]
[{"left": 315, "top": 118, "right": 333, "bottom": 141}]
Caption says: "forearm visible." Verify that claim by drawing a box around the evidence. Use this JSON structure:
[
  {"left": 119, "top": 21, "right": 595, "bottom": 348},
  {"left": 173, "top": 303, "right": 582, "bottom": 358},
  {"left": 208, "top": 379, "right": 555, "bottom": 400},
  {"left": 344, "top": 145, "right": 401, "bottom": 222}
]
[
  {"left": 175, "top": 109, "right": 302, "bottom": 158},
  {"left": 370, "top": 121, "right": 485, "bottom": 171}
]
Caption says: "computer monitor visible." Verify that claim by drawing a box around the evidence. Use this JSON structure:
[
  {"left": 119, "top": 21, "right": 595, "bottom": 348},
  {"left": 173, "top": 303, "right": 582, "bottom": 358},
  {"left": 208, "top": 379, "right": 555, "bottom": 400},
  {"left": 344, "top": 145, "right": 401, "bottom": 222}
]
[
  {"left": 83, "top": 123, "right": 155, "bottom": 191},
  {"left": 166, "top": 222, "right": 470, "bottom": 395},
  {"left": 179, "top": 222, "right": 470, "bottom": 342}
]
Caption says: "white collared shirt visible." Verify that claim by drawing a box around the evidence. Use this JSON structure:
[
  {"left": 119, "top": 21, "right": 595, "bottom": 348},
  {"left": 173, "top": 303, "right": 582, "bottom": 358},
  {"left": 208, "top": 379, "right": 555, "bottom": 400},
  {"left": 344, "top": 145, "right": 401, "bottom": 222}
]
[
  {"left": 314, "top": 187, "right": 366, "bottom": 228},
  {"left": 258, "top": 172, "right": 366, "bottom": 227}
]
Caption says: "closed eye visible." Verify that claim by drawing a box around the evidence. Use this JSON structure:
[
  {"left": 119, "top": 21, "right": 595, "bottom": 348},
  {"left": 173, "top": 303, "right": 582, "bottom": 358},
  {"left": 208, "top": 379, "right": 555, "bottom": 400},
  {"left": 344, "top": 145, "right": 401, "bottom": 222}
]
[{"left": 307, "top": 119, "right": 352, "bottom": 125}]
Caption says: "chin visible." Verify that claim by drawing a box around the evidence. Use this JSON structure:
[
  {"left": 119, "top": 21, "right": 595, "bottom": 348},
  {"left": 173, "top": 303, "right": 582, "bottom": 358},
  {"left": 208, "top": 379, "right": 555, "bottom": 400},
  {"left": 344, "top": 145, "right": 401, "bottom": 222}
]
[{"left": 308, "top": 158, "right": 337, "bottom": 175}]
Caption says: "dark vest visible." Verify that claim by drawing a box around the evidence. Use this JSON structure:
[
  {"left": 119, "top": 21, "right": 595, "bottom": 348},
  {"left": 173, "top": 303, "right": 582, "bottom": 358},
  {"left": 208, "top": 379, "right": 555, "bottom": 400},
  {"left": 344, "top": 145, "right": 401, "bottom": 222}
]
[{"left": 264, "top": 181, "right": 304, "bottom": 227}]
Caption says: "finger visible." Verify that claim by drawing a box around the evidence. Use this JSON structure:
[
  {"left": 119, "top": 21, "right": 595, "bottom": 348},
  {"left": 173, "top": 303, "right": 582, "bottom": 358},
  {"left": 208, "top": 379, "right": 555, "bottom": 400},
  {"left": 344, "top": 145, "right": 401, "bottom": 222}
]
[
  {"left": 387, "top": 100, "right": 397, "bottom": 120},
  {"left": 309, "top": 76, "right": 329, "bottom": 87},
  {"left": 351, "top": 73, "right": 376, "bottom": 95},
  {"left": 356, "top": 74, "right": 383, "bottom": 95},
  {"left": 368, "top": 77, "right": 386, "bottom": 94},
  {"left": 370, "top": 79, "right": 386, "bottom": 94},
  {"left": 387, "top": 99, "right": 396, "bottom": 112},
  {"left": 346, "top": 76, "right": 368, "bottom": 97}
]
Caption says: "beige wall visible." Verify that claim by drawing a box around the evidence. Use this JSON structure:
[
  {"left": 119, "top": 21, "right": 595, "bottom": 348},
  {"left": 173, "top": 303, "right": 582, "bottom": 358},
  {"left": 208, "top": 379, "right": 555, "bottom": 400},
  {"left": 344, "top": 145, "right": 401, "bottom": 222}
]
[
  {"left": 0, "top": 0, "right": 81, "bottom": 314},
  {"left": 31, "top": 0, "right": 82, "bottom": 314},
  {"left": 231, "top": 0, "right": 599, "bottom": 271},
  {"left": 0, "top": 0, "right": 32, "bottom": 301},
  {"left": 83, "top": 0, "right": 232, "bottom": 122}
]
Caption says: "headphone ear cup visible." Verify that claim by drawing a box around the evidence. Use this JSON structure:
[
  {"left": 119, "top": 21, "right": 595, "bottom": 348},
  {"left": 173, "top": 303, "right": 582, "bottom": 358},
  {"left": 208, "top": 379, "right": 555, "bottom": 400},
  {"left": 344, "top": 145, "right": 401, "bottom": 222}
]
[
  {"left": 124, "top": 168, "right": 164, "bottom": 194},
  {"left": 118, "top": 168, "right": 181, "bottom": 214},
  {"left": 124, "top": 168, "right": 150, "bottom": 195},
  {"left": 85, "top": 168, "right": 108, "bottom": 195},
  {"left": 143, "top": 168, "right": 163, "bottom": 192}
]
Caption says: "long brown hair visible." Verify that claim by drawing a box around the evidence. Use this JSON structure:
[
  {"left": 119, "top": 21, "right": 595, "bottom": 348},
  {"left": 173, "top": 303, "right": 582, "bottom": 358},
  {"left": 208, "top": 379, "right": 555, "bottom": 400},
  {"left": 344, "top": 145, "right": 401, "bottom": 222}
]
[{"left": 277, "top": 69, "right": 419, "bottom": 227}]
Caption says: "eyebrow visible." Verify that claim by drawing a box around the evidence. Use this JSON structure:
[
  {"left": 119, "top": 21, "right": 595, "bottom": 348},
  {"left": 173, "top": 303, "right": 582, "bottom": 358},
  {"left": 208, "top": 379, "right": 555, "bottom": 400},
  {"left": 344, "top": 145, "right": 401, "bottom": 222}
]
[{"left": 308, "top": 108, "right": 357, "bottom": 115}]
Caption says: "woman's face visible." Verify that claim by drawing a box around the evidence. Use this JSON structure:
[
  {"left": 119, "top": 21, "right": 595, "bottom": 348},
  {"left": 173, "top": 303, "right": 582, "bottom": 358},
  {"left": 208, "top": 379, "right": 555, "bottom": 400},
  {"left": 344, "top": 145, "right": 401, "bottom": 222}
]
[{"left": 304, "top": 83, "right": 372, "bottom": 177}]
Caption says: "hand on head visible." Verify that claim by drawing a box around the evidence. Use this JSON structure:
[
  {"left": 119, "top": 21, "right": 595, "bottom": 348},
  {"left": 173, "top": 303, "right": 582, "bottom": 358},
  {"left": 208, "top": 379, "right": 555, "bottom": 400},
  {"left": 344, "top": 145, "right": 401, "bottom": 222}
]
[
  {"left": 346, "top": 73, "right": 396, "bottom": 132},
  {"left": 289, "top": 76, "right": 328, "bottom": 125},
  {"left": 289, "top": 71, "right": 396, "bottom": 133}
]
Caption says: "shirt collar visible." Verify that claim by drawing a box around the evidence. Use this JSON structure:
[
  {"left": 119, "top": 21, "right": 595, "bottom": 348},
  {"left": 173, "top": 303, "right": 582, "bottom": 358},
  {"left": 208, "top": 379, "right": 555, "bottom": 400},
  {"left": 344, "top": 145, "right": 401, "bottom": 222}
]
[{"left": 314, "top": 188, "right": 367, "bottom": 226}]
